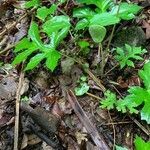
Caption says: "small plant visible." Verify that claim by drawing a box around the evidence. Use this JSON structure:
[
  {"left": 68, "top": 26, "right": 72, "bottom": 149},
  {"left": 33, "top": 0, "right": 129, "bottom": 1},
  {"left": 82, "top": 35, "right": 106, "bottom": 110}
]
[
  {"left": 78, "top": 40, "right": 90, "bottom": 56},
  {"left": 100, "top": 61, "right": 150, "bottom": 124},
  {"left": 115, "top": 136, "right": 150, "bottom": 150},
  {"left": 12, "top": 16, "right": 70, "bottom": 71},
  {"left": 115, "top": 44, "right": 147, "bottom": 68},
  {"left": 75, "top": 76, "right": 90, "bottom": 96},
  {"left": 134, "top": 135, "right": 150, "bottom": 150},
  {"left": 73, "top": 0, "right": 142, "bottom": 42}
]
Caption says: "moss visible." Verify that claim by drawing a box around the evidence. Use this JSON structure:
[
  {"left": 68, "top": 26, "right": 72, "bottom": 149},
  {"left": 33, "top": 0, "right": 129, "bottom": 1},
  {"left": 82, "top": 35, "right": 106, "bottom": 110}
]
[{"left": 113, "top": 27, "right": 146, "bottom": 47}]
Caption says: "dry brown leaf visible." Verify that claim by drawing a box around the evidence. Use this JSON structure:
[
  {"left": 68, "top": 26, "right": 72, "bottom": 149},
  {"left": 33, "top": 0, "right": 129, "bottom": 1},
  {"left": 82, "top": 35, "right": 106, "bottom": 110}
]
[{"left": 142, "top": 20, "right": 150, "bottom": 39}]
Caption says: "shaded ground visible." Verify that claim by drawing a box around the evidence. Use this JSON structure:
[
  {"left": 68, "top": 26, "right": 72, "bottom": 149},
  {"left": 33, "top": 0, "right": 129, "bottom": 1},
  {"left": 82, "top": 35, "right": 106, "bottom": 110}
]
[{"left": 0, "top": 0, "right": 150, "bottom": 150}]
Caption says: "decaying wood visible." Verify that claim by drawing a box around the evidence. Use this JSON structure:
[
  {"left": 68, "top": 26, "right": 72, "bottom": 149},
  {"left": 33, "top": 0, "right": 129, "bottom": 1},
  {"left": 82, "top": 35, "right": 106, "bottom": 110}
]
[
  {"left": 67, "top": 90, "right": 110, "bottom": 150},
  {"left": 21, "top": 103, "right": 60, "bottom": 134}
]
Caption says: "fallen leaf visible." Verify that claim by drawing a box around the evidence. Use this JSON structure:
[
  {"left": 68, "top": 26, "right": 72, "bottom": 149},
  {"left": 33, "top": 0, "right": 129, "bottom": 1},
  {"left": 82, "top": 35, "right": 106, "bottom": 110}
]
[{"left": 142, "top": 20, "right": 150, "bottom": 39}]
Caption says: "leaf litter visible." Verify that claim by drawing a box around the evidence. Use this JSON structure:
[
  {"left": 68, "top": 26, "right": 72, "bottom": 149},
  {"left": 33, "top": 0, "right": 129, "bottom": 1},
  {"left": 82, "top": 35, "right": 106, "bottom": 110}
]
[{"left": 0, "top": 0, "right": 150, "bottom": 150}]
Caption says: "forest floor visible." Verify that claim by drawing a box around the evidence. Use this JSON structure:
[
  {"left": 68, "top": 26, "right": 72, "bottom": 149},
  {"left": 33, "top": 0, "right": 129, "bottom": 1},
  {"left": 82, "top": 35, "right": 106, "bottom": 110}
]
[{"left": 0, "top": 0, "right": 150, "bottom": 150}]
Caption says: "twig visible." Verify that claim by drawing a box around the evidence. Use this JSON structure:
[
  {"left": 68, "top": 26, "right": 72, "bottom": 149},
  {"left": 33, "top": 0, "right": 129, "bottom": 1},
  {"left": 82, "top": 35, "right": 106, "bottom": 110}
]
[
  {"left": 67, "top": 90, "right": 110, "bottom": 150},
  {"left": 86, "top": 92, "right": 103, "bottom": 101},
  {"left": 105, "top": 121, "right": 132, "bottom": 125},
  {"left": 129, "top": 116, "right": 150, "bottom": 136},
  {"left": 0, "top": 8, "right": 35, "bottom": 39},
  {"left": 85, "top": 69, "right": 106, "bottom": 92},
  {"left": 108, "top": 111, "right": 116, "bottom": 150},
  {"left": 0, "top": 44, "right": 15, "bottom": 55},
  {"left": 104, "top": 63, "right": 119, "bottom": 76},
  {"left": 13, "top": 71, "right": 24, "bottom": 150}
]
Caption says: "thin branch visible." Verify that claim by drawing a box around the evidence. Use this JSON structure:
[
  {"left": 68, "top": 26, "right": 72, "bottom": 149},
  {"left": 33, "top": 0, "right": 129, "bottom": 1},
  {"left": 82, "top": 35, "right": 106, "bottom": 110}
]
[{"left": 13, "top": 71, "right": 24, "bottom": 150}]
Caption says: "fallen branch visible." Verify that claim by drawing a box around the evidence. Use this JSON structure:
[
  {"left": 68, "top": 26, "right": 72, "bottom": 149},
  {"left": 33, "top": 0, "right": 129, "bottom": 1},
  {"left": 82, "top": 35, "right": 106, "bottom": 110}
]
[{"left": 67, "top": 90, "right": 110, "bottom": 150}]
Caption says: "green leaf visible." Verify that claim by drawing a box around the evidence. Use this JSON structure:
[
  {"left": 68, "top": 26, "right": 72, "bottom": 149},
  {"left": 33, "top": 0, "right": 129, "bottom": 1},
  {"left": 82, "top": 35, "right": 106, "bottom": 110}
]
[
  {"left": 73, "top": 7, "right": 95, "bottom": 19},
  {"left": 134, "top": 136, "right": 150, "bottom": 150},
  {"left": 77, "top": 0, "right": 113, "bottom": 12},
  {"left": 115, "top": 44, "right": 146, "bottom": 69},
  {"left": 127, "top": 86, "right": 150, "bottom": 123},
  {"left": 12, "top": 48, "right": 36, "bottom": 65},
  {"left": 89, "top": 25, "right": 106, "bottom": 43},
  {"left": 28, "top": 22, "right": 43, "bottom": 49},
  {"left": 139, "top": 61, "right": 150, "bottom": 90},
  {"left": 75, "top": 82, "right": 89, "bottom": 96},
  {"left": 42, "top": 16, "right": 70, "bottom": 36},
  {"left": 78, "top": 40, "right": 90, "bottom": 49},
  {"left": 115, "top": 145, "right": 128, "bottom": 150},
  {"left": 75, "top": 19, "right": 89, "bottom": 30},
  {"left": 36, "top": 5, "right": 57, "bottom": 21},
  {"left": 100, "top": 90, "right": 117, "bottom": 109},
  {"left": 100, "top": 90, "right": 138, "bottom": 114},
  {"left": 45, "top": 50, "right": 61, "bottom": 71},
  {"left": 13, "top": 15, "right": 70, "bottom": 71},
  {"left": 90, "top": 13, "right": 120, "bottom": 26},
  {"left": 15, "top": 38, "right": 37, "bottom": 52},
  {"left": 58, "top": 0, "right": 66, "bottom": 4},
  {"left": 25, "top": 53, "right": 46, "bottom": 71},
  {"left": 25, "top": 0, "right": 40, "bottom": 8},
  {"left": 126, "top": 60, "right": 134, "bottom": 67},
  {"left": 110, "top": 2, "right": 142, "bottom": 20}
]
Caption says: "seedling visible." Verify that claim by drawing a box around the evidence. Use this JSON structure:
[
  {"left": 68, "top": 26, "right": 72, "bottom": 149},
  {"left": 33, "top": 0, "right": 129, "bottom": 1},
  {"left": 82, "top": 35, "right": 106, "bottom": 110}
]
[
  {"left": 75, "top": 76, "right": 90, "bottom": 96},
  {"left": 12, "top": 16, "right": 70, "bottom": 71},
  {"left": 78, "top": 40, "right": 90, "bottom": 56},
  {"left": 73, "top": 0, "right": 142, "bottom": 42},
  {"left": 100, "top": 61, "right": 150, "bottom": 124},
  {"left": 115, "top": 44, "right": 147, "bottom": 68}
]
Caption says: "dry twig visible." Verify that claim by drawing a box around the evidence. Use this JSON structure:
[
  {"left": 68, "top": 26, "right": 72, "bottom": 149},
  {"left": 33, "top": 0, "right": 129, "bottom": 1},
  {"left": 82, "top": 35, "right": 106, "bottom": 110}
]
[
  {"left": 13, "top": 71, "right": 24, "bottom": 150},
  {"left": 67, "top": 90, "right": 110, "bottom": 150}
]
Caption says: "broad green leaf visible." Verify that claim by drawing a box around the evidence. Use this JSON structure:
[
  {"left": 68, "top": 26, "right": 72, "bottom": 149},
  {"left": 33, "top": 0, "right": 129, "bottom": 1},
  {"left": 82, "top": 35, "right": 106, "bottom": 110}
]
[
  {"left": 90, "top": 13, "right": 120, "bottom": 26},
  {"left": 127, "top": 86, "right": 150, "bottom": 123},
  {"left": 25, "top": 0, "right": 40, "bottom": 8},
  {"left": 75, "top": 82, "right": 89, "bottom": 96},
  {"left": 45, "top": 50, "right": 61, "bottom": 71},
  {"left": 15, "top": 38, "right": 38, "bottom": 52},
  {"left": 25, "top": 53, "right": 46, "bottom": 71},
  {"left": 75, "top": 19, "right": 89, "bottom": 30},
  {"left": 73, "top": 7, "right": 95, "bottom": 19},
  {"left": 134, "top": 136, "right": 150, "bottom": 150},
  {"left": 43, "top": 16, "right": 70, "bottom": 48},
  {"left": 12, "top": 48, "right": 36, "bottom": 65},
  {"left": 36, "top": 5, "right": 57, "bottom": 21},
  {"left": 110, "top": 2, "right": 142, "bottom": 20},
  {"left": 89, "top": 25, "right": 106, "bottom": 43},
  {"left": 139, "top": 61, "right": 150, "bottom": 89},
  {"left": 77, "top": 0, "right": 113, "bottom": 12},
  {"left": 115, "top": 145, "right": 128, "bottom": 150},
  {"left": 42, "top": 16, "right": 70, "bottom": 36},
  {"left": 28, "top": 22, "right": 43, "bottom": 49}
]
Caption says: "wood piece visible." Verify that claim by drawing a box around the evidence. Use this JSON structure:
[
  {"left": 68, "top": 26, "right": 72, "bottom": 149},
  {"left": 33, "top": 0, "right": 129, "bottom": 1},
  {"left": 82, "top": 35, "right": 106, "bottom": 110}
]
[
  {"left": 67, "top": 90, "right": 110, "bottom": 150},
  {"left": 21, "top": 103, "right": 60, "bottom": 134},
  {"left": 14, "top": 71, "right": 24, "bottom": 150}
]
